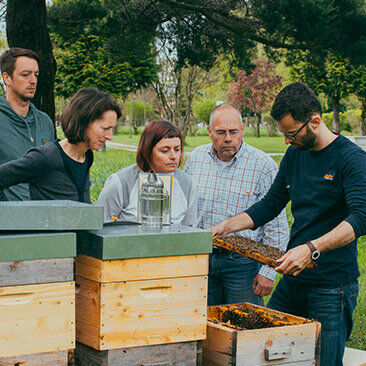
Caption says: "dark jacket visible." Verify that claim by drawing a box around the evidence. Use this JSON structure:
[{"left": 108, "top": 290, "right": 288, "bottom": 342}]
[
  {"left": 0, "top": 141, "right": 93, "bottom": 203},
  {"left": 0, "top": 96, "right": 54, "bottom": 200}
]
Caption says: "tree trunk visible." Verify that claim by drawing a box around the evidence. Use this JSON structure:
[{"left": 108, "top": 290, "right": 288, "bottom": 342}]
[
  {"left": 143, "top": 89, "right": 147, "bottom": 125},
  {"left": 266, "top": 120, "right": 276, "bottom": 137},
  {"left": 133, "top": 123, "right": 139, "bottom": 135},
  {"left": 360, "top": 98, "right": 366, "bottom": 136},
  {"left": 129, "top": 93, "right": 133, "bottom": 138},
  {"left": 254, "top": 114, "right": 261, "bottom": 137},
  {"left": 332, "top": 96, "right": 340, "bottom": 133},
  {"left": 6, "top": 0, "right": 56, "bottom": 132}
]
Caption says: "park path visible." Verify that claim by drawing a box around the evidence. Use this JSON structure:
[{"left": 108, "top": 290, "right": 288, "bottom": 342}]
[{"left": 106, "top": 141, "right": 285, "bottom": 157}]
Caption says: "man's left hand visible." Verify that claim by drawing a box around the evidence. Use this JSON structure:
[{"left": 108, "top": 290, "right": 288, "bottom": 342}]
[
  {"left": 275, "top": 244, "right": 312, "bottom": 276},
  {"left": 252, "top": 274, "right": 274, "bottom": 297}
]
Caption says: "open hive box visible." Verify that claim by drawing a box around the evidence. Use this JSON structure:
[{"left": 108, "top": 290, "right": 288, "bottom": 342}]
[{"left": 203, "top": 303, "right": 321, "bottom": 366}]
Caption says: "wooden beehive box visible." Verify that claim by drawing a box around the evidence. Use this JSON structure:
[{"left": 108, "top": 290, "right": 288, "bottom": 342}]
[
  {"left": 203, "top": 303, "right": 321, "bottom": 366},
  {"left": 75, "top": 224, "right": 212, "bottom": 351},
  {"left": 0, "top": 232, "right": 77, "bottom": 359},
  {"left": 0, "top": 281, "right": 75, "bottom": 357},
  {"left": 75, "top": 340, "right": 201, "bottom": 366}
]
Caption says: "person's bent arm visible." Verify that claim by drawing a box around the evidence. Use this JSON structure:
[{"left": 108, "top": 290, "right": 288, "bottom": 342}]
[
  {"left": 276, "top": 221, "right": 355, "bottom": 276},
  {"left": 277, "top": 148, "right": 366, "bottom": 276},
  {"left": 0, "top": 148, "right": 46, "bottom": 190},
  {"left": 209, "top": 211, "right": 255, "bottom": 236}
]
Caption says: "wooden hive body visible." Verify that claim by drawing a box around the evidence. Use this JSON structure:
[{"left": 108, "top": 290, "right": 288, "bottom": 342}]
[
  {"left": 75, "top": 340, "right": 202, "bottom": 366},
  {"left": 203, "top": 303, "right": 321, "bottom": 366},
  {"left": 75, "top": 253, "right": 208, "bottom": 350},
  {"left": 0, "top": 231, "right": 77, "bottom": 363},
  {"left": 75, "top": 224, "right": 212, "bottom": 352}
]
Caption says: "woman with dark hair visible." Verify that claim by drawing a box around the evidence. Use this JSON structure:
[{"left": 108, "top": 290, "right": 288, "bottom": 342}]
[
  {"left": 97, "top": 120, "right": 197, "bottom": 225},
  {"left": 0, "top": 87, "right": 121, "bottom": 202}
]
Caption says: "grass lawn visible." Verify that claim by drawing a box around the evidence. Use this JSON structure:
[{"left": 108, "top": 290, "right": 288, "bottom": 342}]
[
  {"left": 348, "top": 237, "right": 366, "bottom": 350},
  {"left": 91, "top": 148, "right": 366, "bottom": 351},
  {"left": 112, "top": 127, "right": 288, "bottom": 154}
]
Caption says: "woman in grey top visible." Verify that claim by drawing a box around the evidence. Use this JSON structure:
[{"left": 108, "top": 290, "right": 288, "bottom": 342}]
[
  {"left": 97, "top": 120, "right": 197, "bottom": 226},
  {"left": 0, "top": 87, "right": 121, "bottom": 202}
]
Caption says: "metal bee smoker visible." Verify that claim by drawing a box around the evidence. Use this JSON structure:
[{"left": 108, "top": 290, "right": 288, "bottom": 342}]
[{"left": 138, "top": 172, "right": 171, "bottom": 226}]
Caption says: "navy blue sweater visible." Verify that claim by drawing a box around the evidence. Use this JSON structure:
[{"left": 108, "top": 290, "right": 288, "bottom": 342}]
[{"left": 246, "top": 135, "right": 366, "bottom": 287}]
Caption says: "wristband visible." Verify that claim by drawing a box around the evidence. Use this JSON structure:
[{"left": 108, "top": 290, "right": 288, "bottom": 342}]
[{"left": 305, "top": 241, "right": 320, "bottom": 261}]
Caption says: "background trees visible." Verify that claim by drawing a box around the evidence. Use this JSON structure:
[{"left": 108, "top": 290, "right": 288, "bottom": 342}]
[
  {"left": 6, "top": 0, "right": 56, "bottom": 125},
  {"left": 1, "top": 0, "right": 365, "bottom": 136},
  {"left": 228, "top": 59, "right": 282, "bottom": 137},
  {"left": 48, "top": 0, "right": 158, "bottom": 99},
  {"left": 287, "top": 52, "right": 353, "bottom": 132},
  {"left": 351, "top": 65, "right": 366, "bottom": 135}
]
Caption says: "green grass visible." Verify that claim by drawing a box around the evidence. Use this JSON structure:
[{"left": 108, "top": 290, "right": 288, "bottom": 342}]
[
  {"left": 112, "top": 128, "right": 288, "bottom": 154},
  {"left": 90, "top": 146, "right": 366, "bottom": 351},
  {"left": 347, "top": 237, "right": 366, "bottom": 350},
  {"left": 89, "top": 149, "right": 136, "bottom": 203}
]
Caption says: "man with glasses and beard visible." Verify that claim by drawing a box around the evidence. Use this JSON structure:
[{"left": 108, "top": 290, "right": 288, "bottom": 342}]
[
  {"left": 184, "top": 103, "right": 288, "bottom": 306},
  {"left": 210, "top": 83, "right": 366, "bottom": 366},
  {"left": 0, "top": 48, "right": 54, "bottom": 201}
]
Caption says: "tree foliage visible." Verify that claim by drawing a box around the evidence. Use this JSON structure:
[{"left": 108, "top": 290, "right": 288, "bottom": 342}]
[
  {"left": 54, "top": 35, "right": 136, "bottom": 98},
  {"left": 157, "top": 0, "right": 366, "bottom": 65},
  {"left": 124, "top": 100, "right": 153, "bottom": 135},
  {"left": 6, "top": 0, "right": 57, "bottom": 125},
  {"left": 228, "top": 59, "right": 282, "bottom": 137},
  {"left": 192, "top": 98, "right": 217, "bottom": 125},
  {"left": 288, "top": 51, "right": 353, "bottom": 132},
  {"left": 350, "top": 65, "right": 366, "bottom": 135},
  {"left": 48, "top": 0, "right": 159, "bottom": 98}
]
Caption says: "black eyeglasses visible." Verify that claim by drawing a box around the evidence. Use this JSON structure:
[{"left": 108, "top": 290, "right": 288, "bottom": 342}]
[{"left": 276, "top": 117, "right": 313, "bottom": 140}]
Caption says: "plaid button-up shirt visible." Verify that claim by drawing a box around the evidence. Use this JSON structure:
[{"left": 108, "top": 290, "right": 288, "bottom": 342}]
[{"left": 184, "top": 142, "right": 289, "bottom": 280}]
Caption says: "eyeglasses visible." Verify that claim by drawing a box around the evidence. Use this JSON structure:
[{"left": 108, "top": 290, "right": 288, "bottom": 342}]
[
  {"left": 212, "top": 129, "right": 242, "bottom": 137},
  {"left": 275, "top": 117, "right": 313, "bottom": 140}
]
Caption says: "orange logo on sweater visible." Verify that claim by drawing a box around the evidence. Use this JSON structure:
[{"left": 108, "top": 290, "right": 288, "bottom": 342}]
[{"left": 323, "top": 174, "right": 334, "bottom": 181}]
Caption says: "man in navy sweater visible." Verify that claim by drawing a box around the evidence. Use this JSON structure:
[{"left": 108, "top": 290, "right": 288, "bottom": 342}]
[{"left": 211, "top": 82, "right": 366, "bottom": 366}]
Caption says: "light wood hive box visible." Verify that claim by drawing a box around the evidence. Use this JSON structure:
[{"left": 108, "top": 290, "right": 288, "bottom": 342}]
[
  {"left": 75, "top": 224, "right": 213, "bottom": 351},
  {"left": 0, "top": 201, "right": 103, "bottom": 364},
  {"left": 0, "top": 231, "right": 77, "bottom": 359},
  {"left": 203, "top": 303, "right": 321, "bottom": 366}
]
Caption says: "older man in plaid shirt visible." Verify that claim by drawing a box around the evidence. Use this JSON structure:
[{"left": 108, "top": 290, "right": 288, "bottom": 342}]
[{"left": 184, "top": 104, "right": 288, "bottom": 306}]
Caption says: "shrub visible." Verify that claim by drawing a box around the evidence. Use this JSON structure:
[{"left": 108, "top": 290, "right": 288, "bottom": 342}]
[{"left": 192, "top": 98, "right": 216, "bottom": 124}]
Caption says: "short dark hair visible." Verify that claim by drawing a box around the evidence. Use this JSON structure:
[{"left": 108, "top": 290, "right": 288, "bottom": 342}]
[
  {"left": 61, "top": 87, "right": 122, "bottom": 144},
  {"left": 0, "top": 48, "right": 40, "bottom": 77},
  {"left": 270, "top": 82, "right": 322, "bottom": 123},
  {"left": 136, "top": 120, "right": 183, "bottom": 172}
]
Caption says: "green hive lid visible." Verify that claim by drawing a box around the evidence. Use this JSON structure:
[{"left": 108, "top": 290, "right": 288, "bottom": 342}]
[
  {"left": 0, "top": 232, "right": 76, "bottom": 262},
  {"left": 77, "top": 224, "right": 213, "bottom": 260},
  {"left": 0, "top": 200, "right": 103, "bottom": 231}
]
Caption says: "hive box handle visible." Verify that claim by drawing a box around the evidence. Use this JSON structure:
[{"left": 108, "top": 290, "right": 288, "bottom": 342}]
[
  {"left": 0, "top": 292, "right": 34, "bottom": 305},
  {"left": 264, "top": 346, "right": 291, "bottom": 361},
  {"left": 139, "top": 286, "right": 172, "bottom": 298}
]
